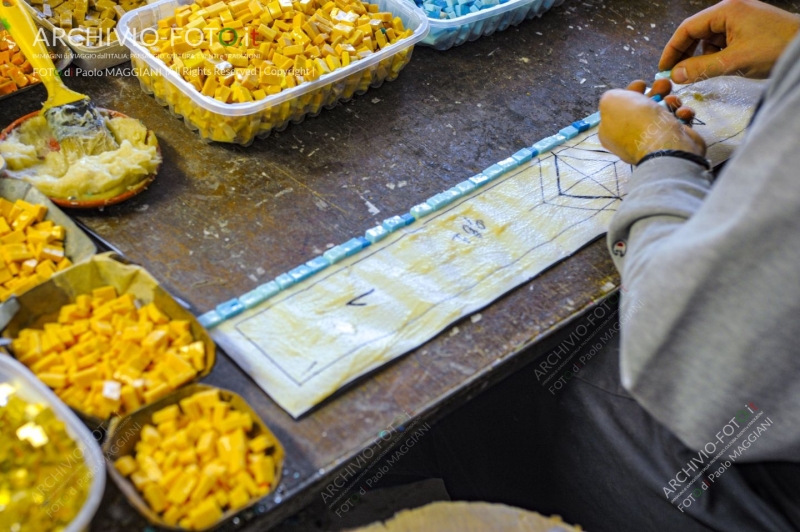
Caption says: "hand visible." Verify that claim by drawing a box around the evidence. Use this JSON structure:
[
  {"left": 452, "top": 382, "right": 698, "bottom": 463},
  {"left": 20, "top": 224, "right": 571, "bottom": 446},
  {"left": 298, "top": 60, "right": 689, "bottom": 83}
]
[
  {"left": 598, "top": 80, "right": 706, "bottom": 165},
  {"left": 660, "top": 0, "right": 800, "bottom": 84}
]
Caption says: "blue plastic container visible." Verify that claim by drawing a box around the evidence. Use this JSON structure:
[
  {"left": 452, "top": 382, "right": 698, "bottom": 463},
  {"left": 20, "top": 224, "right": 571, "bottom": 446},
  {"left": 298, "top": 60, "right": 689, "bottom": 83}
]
[{"left": 417, "top": 0, "right": 564, "bottom": 50}]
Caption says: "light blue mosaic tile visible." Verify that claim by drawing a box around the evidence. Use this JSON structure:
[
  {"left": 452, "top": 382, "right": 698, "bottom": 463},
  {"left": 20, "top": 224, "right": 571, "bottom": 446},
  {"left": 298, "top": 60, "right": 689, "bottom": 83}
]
[
  {"left": 216, "top": 298, "right": 245, "bottom": 319},
  {"left": 532, "top": 134, "right": 566, "bottom": 154},
  {"left": 288, "top": 264, "right": 314, "bottom": 283},
  {"left": 584, "top": 111, "right": 601, "bottom": 127},
  {"left": 497, "top": 157, "right": 518, "bottom": 171},
  {"left": 411, "top": 203, "right": 434, "bottom": 219},
  {"left": 559, "top": 125, "right": 580, "bottom": 140},
  {"left": 324, "top": 245, "right": 348, "bottom": 264},
  {"left": 198, "top": 310, "right": 223, "bottom": 328},
  {"left": 275, "top": 273, "right": 295, "bottom": 290},
  {"left": 382, "top": 215, "right": 406, "bottom": 233},
  {"left": 306, "top": 256, "right": 330, "bottom": 274},
  {"left": 365, "top": 225, "right": 389, "bottom": 243},
  {"left": 482, "top": 163, "right": 505, "bottom": 180},
  {"left": 455, "top": 179, "right": 477, "bottom": 195},
  {"left": 468, "top": 173, "right": 491, "bottom": 187},
  {"left": 511, "top": 148, "right": 534, "bottom": 164}
]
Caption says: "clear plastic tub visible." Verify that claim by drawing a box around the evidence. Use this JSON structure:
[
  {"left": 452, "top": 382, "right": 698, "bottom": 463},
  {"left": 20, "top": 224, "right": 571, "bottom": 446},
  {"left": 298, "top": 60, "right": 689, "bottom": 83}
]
[
  {"left": 117, "top": 0, "right": 429, "bottom": 145},
  {"left": 420, "top": 0, "right": 564, "bottom": 50},
  {"left": 0, "top": 355, "right": 106, "bottom": 532}
]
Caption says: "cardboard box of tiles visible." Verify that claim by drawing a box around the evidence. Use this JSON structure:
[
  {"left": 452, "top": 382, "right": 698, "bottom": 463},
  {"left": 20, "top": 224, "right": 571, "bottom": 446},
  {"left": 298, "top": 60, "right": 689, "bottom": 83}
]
[{"left": 198, "top": 72, "right": 673, "bottom": 329}]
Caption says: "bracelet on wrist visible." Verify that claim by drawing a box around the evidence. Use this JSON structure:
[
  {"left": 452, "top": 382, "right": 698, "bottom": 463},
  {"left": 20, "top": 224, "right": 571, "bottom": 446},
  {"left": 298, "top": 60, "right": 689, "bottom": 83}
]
[{"left": 636, "top": 150, "right": 711, "bottom": 171}]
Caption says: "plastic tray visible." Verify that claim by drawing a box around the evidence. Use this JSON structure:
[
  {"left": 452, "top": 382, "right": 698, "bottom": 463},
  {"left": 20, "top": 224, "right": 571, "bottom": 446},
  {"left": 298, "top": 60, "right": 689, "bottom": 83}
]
[
  {"left": 420, "top": 0, "right": 563, "bottom": 50},
  {"left": 0, "top": 355, "right": 106, "bottom": 532},
  {"left": 22, "top": 0, "right": 133, "bottom": 70},
  {"left": 0, "top": 179, "right": 97, "bottom": 321},
  {"left": 103, "top": 383, "right": 285, "bottom": 531},
  {"left": 1, "top": 253, "right": 216, "bottom": 428},
  {"left": 117, "top": 0, "right": 429, "bottom": 145}
]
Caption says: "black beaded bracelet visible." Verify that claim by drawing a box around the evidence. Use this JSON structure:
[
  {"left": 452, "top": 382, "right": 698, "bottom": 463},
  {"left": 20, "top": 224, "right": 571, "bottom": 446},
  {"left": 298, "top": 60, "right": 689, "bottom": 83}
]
[{"left": 636, "top": 150, "right": 712, "bottom": 171}]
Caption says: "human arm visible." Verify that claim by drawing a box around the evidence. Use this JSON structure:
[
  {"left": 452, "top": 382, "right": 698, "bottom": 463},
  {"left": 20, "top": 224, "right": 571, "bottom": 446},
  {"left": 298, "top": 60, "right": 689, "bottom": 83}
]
[{"left": 597, "top": 38, "right": 800, "bottom": 462}]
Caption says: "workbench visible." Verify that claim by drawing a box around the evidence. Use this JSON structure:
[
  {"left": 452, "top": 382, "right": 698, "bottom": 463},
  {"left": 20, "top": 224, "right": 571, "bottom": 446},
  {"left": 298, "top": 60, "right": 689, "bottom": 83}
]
[{"left": 1, "top": 0, "right": 779, "bottom": 529}]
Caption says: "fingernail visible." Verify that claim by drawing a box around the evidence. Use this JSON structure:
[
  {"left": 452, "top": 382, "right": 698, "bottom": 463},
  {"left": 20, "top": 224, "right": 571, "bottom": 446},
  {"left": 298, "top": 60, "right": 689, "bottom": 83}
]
[{"left": 673, "top": 67, "right": 688, "bottom": 84}]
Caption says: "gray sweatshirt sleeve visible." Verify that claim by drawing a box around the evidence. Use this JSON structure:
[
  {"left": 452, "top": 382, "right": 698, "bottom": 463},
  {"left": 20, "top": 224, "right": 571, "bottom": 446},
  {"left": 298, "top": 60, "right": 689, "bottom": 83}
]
[{"left": 607, "top": 35, "right": 800, "bottom": 463}]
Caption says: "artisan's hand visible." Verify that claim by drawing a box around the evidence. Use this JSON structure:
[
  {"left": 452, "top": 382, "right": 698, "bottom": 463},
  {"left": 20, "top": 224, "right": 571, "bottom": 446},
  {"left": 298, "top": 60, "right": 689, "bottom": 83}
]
[
  {"left": 598, "top": 80, "right": 706, "bottom": 165},
  {"left": 660, "top": 0, "right": 800, "bottom": 83}
]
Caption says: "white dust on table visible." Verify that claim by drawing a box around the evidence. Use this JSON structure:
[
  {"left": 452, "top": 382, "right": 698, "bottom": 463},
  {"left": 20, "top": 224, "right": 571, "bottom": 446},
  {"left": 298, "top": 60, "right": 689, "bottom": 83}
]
[{"left": 274, "top": 187, "right": 293, "bottom": 198}]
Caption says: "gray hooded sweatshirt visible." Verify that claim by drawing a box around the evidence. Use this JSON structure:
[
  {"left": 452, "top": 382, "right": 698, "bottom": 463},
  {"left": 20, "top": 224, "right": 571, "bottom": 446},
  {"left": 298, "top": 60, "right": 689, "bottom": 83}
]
[{"left": 607, "top": 35, "right": 800, "bottom": 464}]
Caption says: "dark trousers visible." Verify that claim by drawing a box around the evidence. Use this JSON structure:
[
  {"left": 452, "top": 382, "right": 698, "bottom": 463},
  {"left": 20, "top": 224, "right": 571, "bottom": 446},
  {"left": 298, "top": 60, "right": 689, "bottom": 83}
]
[{"left": 381, "top": 302, "right": 800, "bottom": 531}]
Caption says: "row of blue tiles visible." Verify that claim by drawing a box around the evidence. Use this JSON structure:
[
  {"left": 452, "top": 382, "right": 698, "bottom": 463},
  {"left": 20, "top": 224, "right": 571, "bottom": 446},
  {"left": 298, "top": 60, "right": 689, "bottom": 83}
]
[
  {"left": 198, "top": 111, "right": 604, "bottom": 329},
  {"left": 198, "top": 74, "right": 672, "bottom": 329}
]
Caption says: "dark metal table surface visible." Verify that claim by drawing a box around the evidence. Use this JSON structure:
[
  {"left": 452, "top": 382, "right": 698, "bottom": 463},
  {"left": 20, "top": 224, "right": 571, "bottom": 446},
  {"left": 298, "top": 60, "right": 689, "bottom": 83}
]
[{"left": 2, "top": 0, "right": 790, "bottom": 529}]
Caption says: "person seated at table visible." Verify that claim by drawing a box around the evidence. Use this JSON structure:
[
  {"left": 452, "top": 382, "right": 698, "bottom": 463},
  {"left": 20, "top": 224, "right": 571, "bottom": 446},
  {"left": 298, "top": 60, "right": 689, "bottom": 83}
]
[{"left": 381, "top": 2, "right": 800, "bottom": 530}]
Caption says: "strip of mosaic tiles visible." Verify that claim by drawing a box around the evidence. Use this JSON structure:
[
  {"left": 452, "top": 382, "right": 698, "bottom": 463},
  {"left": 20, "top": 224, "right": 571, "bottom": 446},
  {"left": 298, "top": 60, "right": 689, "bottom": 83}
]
[{"left": 198, "top": 73, "right": 673, "bottom": 329}]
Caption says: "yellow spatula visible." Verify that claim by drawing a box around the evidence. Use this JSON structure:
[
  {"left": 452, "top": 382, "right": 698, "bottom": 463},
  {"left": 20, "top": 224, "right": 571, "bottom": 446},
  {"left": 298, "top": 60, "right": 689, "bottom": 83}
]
[{"left": 0, "top": 0, "right": 118, "bottom": 157}]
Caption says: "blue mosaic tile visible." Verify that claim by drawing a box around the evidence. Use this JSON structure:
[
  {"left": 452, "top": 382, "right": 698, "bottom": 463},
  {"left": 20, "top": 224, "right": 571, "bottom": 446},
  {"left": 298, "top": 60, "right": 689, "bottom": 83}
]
[
  {"left": 198, "top": 310, "right": 223, "bottom": 328},
  {"left": 572, "top": 120, "right": 590, "bottom": 133},
  {"left": 400, "top": 213, "right": 415, "bottom": 226},
  {"left": 511, "top": 148, "right": 534, "bottom": 164},
  {"left": 469, "top": 173, "right": 492, "bottom": 187},
  {"left": 426, "top": 190, "right": 460, "bottom": 211},
  {"left": 275, "top": 273, "right": 295, "bottom": 290},
  {"left": 365, "top": 225, "right": 389, "bottom": 243},
  {"left": 288, "top": 264, "right": 314, "bottom": 283},
  {"left": 455, "top": 179, "right": 477, "bottom": 195},
  {"left": 323, "top": 245, "right": 348, "bottom": 264},
  {"left": 411, "top": 203, "right": 434, "bottom": 219},
  {"left": 584, "top": 111, "right": 601, "bottom": 127},
  {"left": 306, "top": 256, "right": 330, "bottom": 274},
  {"left": 559, "top": 125, "right": 580, "bottom": 140},
  {"left": 240, "top": 289, "right": 267, "bottom": 308},
  {"left": 482, "top": 163, "right": 505, "bottom": 180},
  {"left": 257, "top": 280, "right": 280, "bottom": 298},
  {"left": 497, "top": 157, "right": 518, "bottom": 171},
  {"left": 382, "top": 215, "right": 406, "bottom": 233},
  {"left": 240, "top": 280, "right": 280, "bottom": 308},
  {"left": 532, "top": 134, "right": 566, "bottom": 154},
  {"left": 216, "top": 298, "right": 245, "bottom": 319},
  {"left": 655, "top": 70, "right": 671, "bottom": 80},
  {"left": 340, "top": 238, "right": 365, "bottom": 257}
]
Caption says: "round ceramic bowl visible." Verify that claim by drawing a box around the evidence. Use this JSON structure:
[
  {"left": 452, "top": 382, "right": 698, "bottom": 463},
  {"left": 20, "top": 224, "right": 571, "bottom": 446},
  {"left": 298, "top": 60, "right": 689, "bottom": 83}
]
[{"left": 0, "top": 108, "right": 160, "bottom": 209}]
